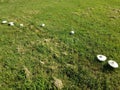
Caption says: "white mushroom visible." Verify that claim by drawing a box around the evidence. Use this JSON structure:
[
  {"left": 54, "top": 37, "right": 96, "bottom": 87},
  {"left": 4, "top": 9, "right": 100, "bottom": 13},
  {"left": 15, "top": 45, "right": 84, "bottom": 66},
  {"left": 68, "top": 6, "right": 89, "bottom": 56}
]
[
  {"left": 70, "top": 31, "right": 75, "bottom": 34},
  {"left": 20, "top": 24, "right": 24, "bottom": 27},
  {"left": 108, "top": 60, "right": 119, "bottom": 68},
  {"left": 97, "top": 55, "right": 107, "bottom": 61},
  {"left": 8, "top": 22, "right": 14, "bottom": 26},
  {"left": 41, "top": 23, "right": 45, "bottom": 27},
  {"left": 2, "top": 20, "right": 7, "bottom": 24}
]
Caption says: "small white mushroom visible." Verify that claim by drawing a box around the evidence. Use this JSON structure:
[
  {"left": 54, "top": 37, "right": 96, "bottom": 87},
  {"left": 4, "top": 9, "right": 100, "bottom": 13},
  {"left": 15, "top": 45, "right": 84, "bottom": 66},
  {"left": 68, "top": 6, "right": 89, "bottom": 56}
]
[
  {"left": 97, "top": 55, "right": 107, "bottom": 61},
  {"left": 2, "top": 20, "right": 7, "bottom": 24},
  {"left": 108, "top": 60, "right": 119, "bottom": 68},
  {"left": 70, "top": 31, "right": 75, "bottom": 35},
  {"left": 20, "top": 24, "right": 24, "bottom": 27},
  {"left": 41, "top": 23, "right": 45, "bottom": 27},
  {"left": 8, "top": 22, "right": 14, "bottom": 26}
]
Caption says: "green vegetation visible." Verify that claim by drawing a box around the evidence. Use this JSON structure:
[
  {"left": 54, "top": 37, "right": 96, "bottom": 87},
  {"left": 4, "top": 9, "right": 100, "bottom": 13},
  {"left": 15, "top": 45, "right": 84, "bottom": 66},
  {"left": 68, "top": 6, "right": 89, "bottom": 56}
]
[{"left": 0, "top": 0, "right": 120, "bottom": 89}]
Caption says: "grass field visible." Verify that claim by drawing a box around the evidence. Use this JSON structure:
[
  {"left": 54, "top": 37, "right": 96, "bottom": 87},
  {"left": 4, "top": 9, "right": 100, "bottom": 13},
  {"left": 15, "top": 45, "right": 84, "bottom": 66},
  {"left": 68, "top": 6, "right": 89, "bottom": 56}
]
[{"left": 0, "top": 0, "right": 120, "bottom": 89}]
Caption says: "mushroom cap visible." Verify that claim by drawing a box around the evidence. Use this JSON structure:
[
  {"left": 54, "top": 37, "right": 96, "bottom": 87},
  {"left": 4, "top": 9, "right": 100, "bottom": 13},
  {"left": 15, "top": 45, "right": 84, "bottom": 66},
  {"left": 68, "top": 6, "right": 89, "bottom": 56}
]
[
  {"left": 108, "top": 60, "right": 119, "bottom": 68},
  {"left": 97, "top": 55, "right": 107, "bottom": 61},
  {"left": 2, "top": 20, "right": 7, "bottom": 24},
  {"left": 20, "top": 24, "right": 24, "bottom": 27},
  {"left": 70, "top": 31, "right": 74, "bottom": 34},
  {"left": 8, "top": 22, "right": 14, "bottom": 26},
  {"left": 41, "top": 23, "right": 45, "bottom": 27}
]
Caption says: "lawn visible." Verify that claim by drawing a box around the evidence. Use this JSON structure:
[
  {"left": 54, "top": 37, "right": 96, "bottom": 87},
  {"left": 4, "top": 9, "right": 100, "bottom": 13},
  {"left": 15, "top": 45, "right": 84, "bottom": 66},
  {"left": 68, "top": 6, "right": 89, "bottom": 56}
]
[{"left": 0, "top": 0, "right": 120, "bottom": 89}]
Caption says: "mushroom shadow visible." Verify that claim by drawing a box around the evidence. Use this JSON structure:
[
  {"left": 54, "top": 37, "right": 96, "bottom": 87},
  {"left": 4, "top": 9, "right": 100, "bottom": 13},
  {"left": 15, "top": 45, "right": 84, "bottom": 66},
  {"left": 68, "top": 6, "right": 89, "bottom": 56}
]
[{"left": 102, "top": 63, "right": 115, "bottom": 73}]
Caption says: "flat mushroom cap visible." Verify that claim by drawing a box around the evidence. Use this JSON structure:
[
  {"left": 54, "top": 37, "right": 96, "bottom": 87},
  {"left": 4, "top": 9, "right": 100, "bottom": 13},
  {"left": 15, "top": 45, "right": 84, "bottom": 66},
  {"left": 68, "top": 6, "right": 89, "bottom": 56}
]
[
  {"left": 108, "top": 60, "right": 119, "bottom": 68},
  {"left": 97, "top": 55, "right": 107, "bottom": 61}
]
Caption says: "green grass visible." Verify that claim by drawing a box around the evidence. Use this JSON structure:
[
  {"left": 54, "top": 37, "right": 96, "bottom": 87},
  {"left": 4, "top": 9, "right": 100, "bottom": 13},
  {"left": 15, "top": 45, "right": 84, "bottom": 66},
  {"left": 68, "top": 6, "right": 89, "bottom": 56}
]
[{"left": 0, "top": 0, "right": 120, "bottom": 89}]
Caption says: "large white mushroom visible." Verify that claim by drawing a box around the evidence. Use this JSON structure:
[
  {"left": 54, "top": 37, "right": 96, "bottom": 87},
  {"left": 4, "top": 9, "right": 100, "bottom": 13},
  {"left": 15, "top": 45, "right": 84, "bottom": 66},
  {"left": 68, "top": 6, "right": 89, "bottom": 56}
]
[
  {"left": 108, "top": 60, "right": 119, "bottom": 68},
  {"left": 97, "top": 55, "right": 107, "bottom": 61}
]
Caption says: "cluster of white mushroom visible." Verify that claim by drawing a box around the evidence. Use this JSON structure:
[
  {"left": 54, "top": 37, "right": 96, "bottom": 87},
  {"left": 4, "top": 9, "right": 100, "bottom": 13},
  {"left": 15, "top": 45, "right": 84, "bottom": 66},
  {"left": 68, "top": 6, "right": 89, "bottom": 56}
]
[
  {"left": 2, "top": 20, "right": 24, "bottom": 27},
  {"left": 2, "top": 20, "right": 75, "bottom": 35},
  {"left": 1, "top": 20, "right": 46, "bottom": 28},
  {"left": 97, "top": 54, "right": 119, "bottom": 68}
]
